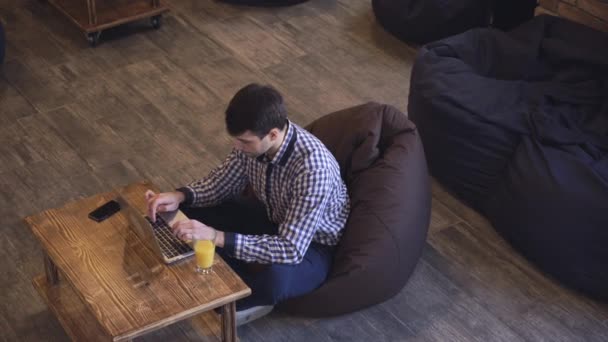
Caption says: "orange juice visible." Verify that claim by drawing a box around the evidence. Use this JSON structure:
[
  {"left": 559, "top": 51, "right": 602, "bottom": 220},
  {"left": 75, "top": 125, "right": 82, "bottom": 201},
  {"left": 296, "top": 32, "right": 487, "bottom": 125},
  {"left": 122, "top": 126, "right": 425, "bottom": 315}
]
[{"left": 194, "top": 240, "right": 215, "bottom": 270}]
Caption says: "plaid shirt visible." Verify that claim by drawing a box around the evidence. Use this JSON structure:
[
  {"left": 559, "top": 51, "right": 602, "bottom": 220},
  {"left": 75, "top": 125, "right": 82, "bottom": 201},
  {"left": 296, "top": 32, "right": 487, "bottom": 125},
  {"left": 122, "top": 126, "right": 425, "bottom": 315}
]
[{"left": 181, "top": 121, "right": 350, "bottom": 264}]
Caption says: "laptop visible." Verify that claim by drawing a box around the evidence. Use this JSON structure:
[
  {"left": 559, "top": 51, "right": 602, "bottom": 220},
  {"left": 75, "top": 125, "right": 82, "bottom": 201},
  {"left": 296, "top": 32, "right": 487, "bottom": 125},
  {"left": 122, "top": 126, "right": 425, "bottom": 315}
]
[{"left": 116, "top": 195, "right": 194, "bottom": 264}]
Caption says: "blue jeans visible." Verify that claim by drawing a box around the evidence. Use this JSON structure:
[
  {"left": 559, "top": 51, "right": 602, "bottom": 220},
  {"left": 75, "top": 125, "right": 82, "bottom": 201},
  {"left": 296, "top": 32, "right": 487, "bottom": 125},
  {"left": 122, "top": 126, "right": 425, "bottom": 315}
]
[{"left": 180, "top": 198, "right": 334, "bottom": 310}]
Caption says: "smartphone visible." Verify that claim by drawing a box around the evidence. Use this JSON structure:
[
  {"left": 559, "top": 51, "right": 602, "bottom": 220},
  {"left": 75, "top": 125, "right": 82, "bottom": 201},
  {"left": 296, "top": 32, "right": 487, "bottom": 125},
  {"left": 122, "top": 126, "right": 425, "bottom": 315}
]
[{"left": 88, "top": 200, "right": 121, "bottom": 222}]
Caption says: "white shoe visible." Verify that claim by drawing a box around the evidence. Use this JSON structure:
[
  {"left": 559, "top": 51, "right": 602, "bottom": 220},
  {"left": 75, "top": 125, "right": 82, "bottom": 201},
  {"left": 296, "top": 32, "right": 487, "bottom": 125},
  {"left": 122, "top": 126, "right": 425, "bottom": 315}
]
[{"left": 236, "top": 305, "right": 274, "bottom": 326}]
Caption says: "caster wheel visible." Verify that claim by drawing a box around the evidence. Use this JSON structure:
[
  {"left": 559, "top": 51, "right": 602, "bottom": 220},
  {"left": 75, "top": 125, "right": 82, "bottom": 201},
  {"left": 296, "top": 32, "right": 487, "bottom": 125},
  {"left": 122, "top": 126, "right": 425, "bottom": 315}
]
[
  {"left": 151, "top": 15, "right": 162, "bottom": 29},
  {"left": 87, "top": 31, "right": 101, "bottom": 47}
]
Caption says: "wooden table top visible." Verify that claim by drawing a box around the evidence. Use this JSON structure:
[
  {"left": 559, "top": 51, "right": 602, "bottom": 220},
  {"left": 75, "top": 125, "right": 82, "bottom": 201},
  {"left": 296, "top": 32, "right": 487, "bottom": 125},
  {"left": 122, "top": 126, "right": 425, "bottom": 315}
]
[{"left": 26, "top": 180, "right": 251, "bottom": 341}]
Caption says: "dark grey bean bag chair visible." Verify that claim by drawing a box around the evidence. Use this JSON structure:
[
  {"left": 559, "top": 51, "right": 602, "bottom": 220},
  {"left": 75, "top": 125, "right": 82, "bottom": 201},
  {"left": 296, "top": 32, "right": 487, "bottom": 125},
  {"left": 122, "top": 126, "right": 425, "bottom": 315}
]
[
  {"left": 491, "top": 0, "right": 537, "bottom": 31},
  {"left": 372, "top": 0, "right": 537, "bottom": 44},
  {"left": 408, "top": 15, "right": 608, "bottom": 300},
  {"left": 278, "top": 102, "right": 431, "bottom": 316},
  {"left": 372, "top": 0, "right": 492, "bottom": 44},
  {"left": 219, "top": 0, "right": 307, "bottom": 6}
]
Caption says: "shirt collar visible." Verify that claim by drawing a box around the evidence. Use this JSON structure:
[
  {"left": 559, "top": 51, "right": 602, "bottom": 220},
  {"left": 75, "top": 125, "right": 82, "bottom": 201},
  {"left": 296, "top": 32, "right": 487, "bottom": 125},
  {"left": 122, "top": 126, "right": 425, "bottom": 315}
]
[{"left": 257, "top": 121, "right": 297, "bottom": 166}]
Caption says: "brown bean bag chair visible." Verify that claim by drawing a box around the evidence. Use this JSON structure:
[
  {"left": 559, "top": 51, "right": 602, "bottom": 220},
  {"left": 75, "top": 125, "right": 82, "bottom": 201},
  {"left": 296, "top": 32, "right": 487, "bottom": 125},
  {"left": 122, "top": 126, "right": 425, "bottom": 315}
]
[{"left": 278, "top": 102, "right": 431, "bottom": 316}]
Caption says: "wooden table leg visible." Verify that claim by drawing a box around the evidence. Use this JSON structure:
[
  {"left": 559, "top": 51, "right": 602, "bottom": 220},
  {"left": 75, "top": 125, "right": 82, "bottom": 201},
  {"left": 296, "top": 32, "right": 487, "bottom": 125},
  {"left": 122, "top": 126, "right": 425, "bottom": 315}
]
[
  {"left": 84, "top": 0, "right": 97, "bottom": 25},
  {"left": 91, "top": 0, "right": 97, "bottom": 25},
  {"left": 220, "top": 302, "right": 236, "bottom": 342},
  {"left": 44, "top": 254, "right": 59, "bottom": 285},
  {"left": 85, "top": 0, "right": 93, "bottom": 25}
]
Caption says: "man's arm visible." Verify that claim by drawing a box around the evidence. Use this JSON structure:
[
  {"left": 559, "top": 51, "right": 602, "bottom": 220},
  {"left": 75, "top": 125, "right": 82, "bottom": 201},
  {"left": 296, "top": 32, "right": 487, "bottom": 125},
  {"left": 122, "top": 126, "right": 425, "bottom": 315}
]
[
  {"left": 222, "top": 168, "right": 332, "bottom": 264},
  {"left": 178, "top": 149, "right": 248, "bottom": 207}
]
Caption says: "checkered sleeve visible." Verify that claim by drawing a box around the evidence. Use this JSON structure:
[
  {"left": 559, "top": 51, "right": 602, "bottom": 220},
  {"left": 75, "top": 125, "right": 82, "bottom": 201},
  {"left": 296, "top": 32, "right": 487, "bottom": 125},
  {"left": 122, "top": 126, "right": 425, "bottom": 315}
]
[
  {"left": 230, "top": 167, "right": 332, "bottom": 264},
  {"left": 181, "top": 149, "right": 248, "bottom": 207}
]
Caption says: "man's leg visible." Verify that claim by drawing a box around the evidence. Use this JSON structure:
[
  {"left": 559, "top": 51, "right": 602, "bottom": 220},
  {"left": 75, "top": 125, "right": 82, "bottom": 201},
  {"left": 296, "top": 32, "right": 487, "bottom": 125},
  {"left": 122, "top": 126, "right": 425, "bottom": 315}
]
[
  {"left": 235, "top": 243, "right": 334, "bottom": 310},
  {"left": 179, "top": 197, "right": 276, "bottom": 236},
  {"left": 180, "top": 200, "right": 333, "bottom": 312},
  {"left": 179, "top": 197, "right": 278, "bottom": 294}
]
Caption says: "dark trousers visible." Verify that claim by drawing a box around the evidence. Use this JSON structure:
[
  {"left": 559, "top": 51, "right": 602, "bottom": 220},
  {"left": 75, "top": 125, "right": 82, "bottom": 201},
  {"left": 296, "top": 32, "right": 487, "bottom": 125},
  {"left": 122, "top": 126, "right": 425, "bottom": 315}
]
[{"left": 180, "top": 198, "right": 334, "bottom": 310}]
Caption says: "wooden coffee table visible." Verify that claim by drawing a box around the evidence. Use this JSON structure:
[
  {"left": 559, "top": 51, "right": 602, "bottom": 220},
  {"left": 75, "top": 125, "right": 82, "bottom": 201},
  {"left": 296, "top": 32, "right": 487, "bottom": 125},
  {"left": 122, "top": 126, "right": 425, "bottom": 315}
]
[
  {"left": 26, "top": 180, "right": 251, "bottom": 341},
  {"left": 42, "top": 0, "right": 170, "bottom": 46}
]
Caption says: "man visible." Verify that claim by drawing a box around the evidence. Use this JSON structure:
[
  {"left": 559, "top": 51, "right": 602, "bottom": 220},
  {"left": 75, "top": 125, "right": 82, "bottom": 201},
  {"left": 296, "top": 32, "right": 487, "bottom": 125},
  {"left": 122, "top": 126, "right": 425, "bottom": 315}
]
[{"left": 146, "top": 83, "right": 350, "bottom": 324}]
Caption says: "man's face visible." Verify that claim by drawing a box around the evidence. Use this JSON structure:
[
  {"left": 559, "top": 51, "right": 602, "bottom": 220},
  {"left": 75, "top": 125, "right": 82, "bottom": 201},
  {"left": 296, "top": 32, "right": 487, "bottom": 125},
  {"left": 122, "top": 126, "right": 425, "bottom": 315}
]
[{"left": 232, "top": 130, "right": 273, "bottom": 158}]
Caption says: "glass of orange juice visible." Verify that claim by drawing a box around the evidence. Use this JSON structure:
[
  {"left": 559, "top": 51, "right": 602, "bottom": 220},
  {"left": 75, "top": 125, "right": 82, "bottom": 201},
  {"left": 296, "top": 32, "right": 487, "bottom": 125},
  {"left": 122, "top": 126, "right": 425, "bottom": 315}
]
[{"left": 194, "top": 239, "right": 215, "bottom": 274}]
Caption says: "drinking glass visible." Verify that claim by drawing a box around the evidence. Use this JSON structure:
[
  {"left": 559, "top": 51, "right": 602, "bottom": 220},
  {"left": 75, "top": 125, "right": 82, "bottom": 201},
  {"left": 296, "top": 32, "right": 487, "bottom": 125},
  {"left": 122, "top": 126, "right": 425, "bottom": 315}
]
[{"left": 193, "top": 239, "right": 215, "bottom": 274}]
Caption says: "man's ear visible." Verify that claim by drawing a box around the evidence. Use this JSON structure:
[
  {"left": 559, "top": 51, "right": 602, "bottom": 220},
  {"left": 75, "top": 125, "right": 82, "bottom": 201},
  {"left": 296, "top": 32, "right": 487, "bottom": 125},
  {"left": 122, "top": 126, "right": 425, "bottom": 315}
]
[{"left": 268, "top": 128, "right": 280, "bottom": 141}]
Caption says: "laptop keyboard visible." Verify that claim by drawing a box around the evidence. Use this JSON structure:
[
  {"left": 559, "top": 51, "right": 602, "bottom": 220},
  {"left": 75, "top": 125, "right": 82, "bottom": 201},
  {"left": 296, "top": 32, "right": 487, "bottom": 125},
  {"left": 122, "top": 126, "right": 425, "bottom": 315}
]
[{"left": 145, "top": 216, "right": 193, "bottom": 258}]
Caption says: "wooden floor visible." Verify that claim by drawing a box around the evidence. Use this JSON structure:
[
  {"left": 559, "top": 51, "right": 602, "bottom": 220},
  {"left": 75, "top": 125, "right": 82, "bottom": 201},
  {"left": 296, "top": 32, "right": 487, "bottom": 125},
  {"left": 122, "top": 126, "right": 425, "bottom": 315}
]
[{"left": 1, "top": 0, "right": 607, "bottom": 341}]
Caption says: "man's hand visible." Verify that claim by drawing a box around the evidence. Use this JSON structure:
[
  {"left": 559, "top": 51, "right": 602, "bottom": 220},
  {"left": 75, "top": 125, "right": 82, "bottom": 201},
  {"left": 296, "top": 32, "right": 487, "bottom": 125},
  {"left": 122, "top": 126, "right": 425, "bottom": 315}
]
[
  {"left": 171, "top": 219, "right": 217, "bottom": 242},
  {"left": 145, "top": 190, "right": 185, "bottom": 219}
]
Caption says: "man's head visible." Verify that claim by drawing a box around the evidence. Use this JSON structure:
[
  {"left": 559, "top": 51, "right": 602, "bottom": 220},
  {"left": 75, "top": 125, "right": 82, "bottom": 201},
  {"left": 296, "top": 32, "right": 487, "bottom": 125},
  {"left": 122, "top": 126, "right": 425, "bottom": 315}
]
[{"left": 225, "top": 84, "right": 288, "bottom": 158}]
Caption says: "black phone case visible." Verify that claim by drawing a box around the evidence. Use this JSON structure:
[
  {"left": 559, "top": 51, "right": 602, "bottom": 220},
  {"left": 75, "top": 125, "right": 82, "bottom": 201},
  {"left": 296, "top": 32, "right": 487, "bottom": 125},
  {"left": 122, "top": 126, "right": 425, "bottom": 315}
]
[{"left": 88, "top": 200, "right": 121, "bottom": 222}]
